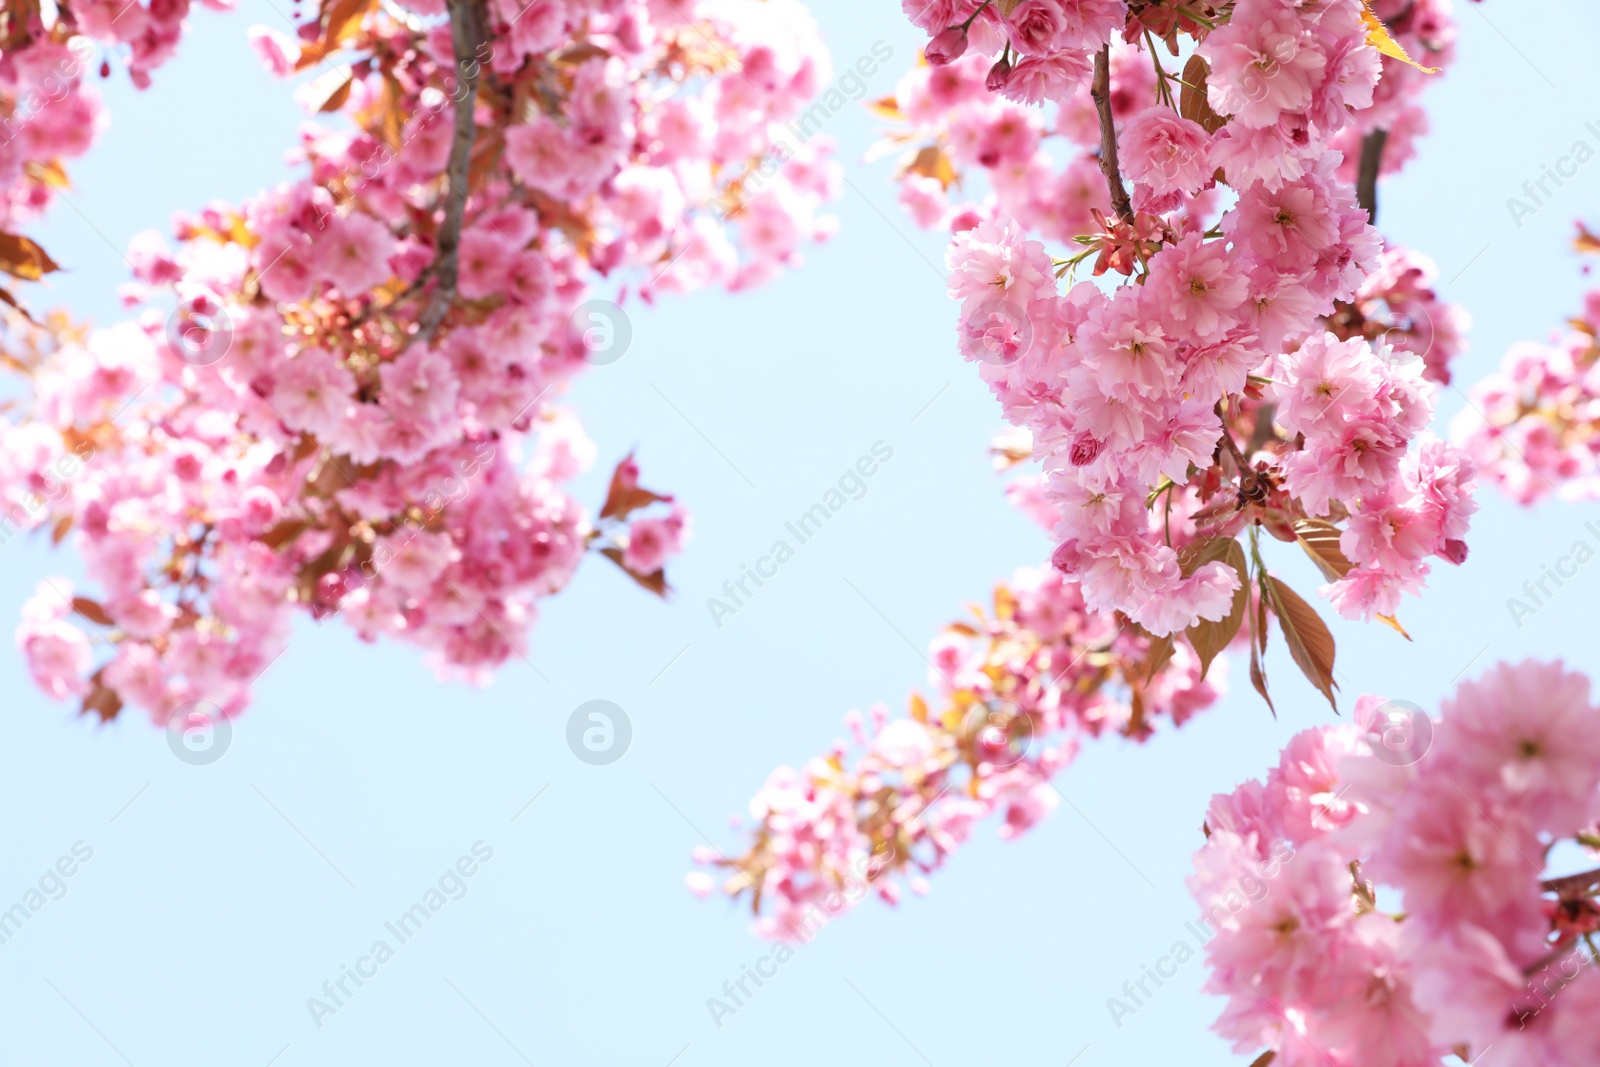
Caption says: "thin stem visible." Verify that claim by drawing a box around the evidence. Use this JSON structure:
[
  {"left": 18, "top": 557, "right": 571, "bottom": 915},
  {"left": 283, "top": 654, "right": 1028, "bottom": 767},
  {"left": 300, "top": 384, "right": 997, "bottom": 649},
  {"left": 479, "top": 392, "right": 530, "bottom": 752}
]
[
  {"left": 1520, "top": 936, "right": 1582, "bottom": 977},
  {"left": 1090, "top": 46, "right": 1134, "bottom": 223},
  {"left": 1053, "top": 245, "right": 1097, "bottom": 278},
  {"left": 959, "top": 0, "right": 994, "bottom": 31},
  {"left": 1144, "top": 30, "right": 1174, "bottom": 108},
  {"left": 1218, "top": 417, "right": 1249, "bottom": 470},
  {"left": 1216, "top": 402, "right": 1264, "bottom": 506}
]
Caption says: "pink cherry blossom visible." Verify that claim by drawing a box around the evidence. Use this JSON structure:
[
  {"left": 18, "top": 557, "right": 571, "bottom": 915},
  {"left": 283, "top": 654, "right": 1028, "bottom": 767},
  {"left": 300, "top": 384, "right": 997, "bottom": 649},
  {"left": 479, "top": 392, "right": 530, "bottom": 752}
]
[
  {"left": 1193, "top": 660, "right": 1600, "bottom": 1067},
  {"left": 880, "top": 0, "right": 1473, "bottom": 639},
  {"left": 2, "top": 0, "right": 840, "bottom": 723}
]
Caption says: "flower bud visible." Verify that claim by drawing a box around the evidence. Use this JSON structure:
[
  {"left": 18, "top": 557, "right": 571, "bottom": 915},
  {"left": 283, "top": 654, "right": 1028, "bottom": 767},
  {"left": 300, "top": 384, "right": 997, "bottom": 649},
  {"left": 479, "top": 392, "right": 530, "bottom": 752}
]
[
  {"left": 985, "top": 54, "right": 1013, "bottom": 92},
  {"left": 925, "top": 26, "right": 968, "bottom": 66},
  {"left": 1069, "top": 432, "right": 1104, "bottom": 467}
]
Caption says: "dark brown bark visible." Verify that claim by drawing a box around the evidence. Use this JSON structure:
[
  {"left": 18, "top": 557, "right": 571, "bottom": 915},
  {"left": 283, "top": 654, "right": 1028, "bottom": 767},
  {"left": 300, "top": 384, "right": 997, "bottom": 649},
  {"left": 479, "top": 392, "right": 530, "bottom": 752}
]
[
  {"left": 1356, "top": 128, "right": 1388, "bottom": 225},
  {"left": 1090, "top": 47, "right": 1134, "bottom": 224}
]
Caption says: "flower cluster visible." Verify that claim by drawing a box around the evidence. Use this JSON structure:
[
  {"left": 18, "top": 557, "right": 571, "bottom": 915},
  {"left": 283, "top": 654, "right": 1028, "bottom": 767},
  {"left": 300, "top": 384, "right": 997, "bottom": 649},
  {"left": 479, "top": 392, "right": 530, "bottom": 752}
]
[
  {"left": 1190, "top": 659, "right": 1600, "bottom": 1067},
  {"left": 0, "top": 32, "right": 100, "bottom": 239},
  {"left": 899, "top": 0, "right": 1460, "bottom": 201},
  {"left": 692, "top": 455, "right": 1227, "bottom": 939},
  {"left": 1456, "top": 224, "right": 1600, "bottom": 505},
  {"left": 1326, "top": 0, "right": 1461, "bottom": 192},
  {"left": 0, "top": 0, "right": 255, "bottom": 284},
  {"left": 1328, "top": 242, "right": 1470, "bottom": 387},
  {"left": 878, "top": 1, "right": 1478, "bottom": 712},
  {"left": 946, "top": 213, "right": 1480, "bottom": 638},
  {"left": 3, "top": 0, "right": 837, "bottom": 724}
]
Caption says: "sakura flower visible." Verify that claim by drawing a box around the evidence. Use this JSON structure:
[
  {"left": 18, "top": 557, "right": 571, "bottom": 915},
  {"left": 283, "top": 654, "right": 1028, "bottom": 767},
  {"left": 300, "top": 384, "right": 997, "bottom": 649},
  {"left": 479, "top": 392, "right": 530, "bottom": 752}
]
[
  {"left": 1151, "top": 234, "right": 1249, "bottom": 344},
  {"left": 945, "top": 215, "right": 1052, "bottom": 314},
  {"left": 1437, "top": 659, "right": 1600, "bottom": 830},
  {"left": 622, "top": 506, "right": 689, "bottom": 575},
  {"left": 270, "top": 348, "right": 355, "bottom": 437},
  {"left": 318, "top": 211, "right": 394, "bottom": 295},
  {"left": 16, "top": 581, "right": 91, "bottom": 701},
  {"left": 1121, "top": 107, "right": 1213, "bottom": 202},
  {"left": 1201, "top": 8, "right": 1327, "bottom": 129}
]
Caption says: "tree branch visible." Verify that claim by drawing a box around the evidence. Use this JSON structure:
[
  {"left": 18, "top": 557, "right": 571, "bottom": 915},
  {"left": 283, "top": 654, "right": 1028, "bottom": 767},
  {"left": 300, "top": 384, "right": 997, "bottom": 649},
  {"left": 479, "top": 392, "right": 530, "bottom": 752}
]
[
  {"left": 1216, "top": 403, "right": 1266, "bottom": 504},
  {"left": 1090, "top": 46, "right": 1134, "bottom": 224},
  {"left": 1356, "top": 128, "right": 1388, "bottom": 225},
  {"left": 414, "top": 0, "right": 486, "bottom": 347},
  {"left": 1543, "top": 866, "right": 1600, "bottom": 897}
]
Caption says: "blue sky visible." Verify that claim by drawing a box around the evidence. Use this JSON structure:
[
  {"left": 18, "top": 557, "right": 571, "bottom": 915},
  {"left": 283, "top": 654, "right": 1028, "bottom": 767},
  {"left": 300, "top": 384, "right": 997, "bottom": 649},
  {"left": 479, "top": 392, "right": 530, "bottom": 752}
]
[{"left": 2, "top": 1, "right": 1599, "bottom": 1064}]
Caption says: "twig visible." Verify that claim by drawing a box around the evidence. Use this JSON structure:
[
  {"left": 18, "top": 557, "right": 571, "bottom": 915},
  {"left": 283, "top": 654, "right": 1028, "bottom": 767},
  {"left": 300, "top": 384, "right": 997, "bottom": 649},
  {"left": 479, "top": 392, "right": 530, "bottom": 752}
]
[
  {"left": 348, "top": 264, "right": 435, "bottom": 329},
  {"left": 1216, "top": 407, "right": 1249, "bottom": 468},
  {"left": 414, "top": 0, "right": 486, "bottom": 348},
  {"left": 1543, "top": 866, "right": 1600, "bottom": 896},
  {"left": 1520, "top": 935, "right": 1584, "bottom": 977},
  {"left": 1356, "top": 128, "right": 1388, "bottom": 225},
  {"left": 959, "top": 0, "right": 994, "bottom": 31},
  {"left": 1144, "top": 30, "right": 1174, "bottom": 108},
  {"left": 1216, "top": 403, "right": 1265, "bottom": 504},
  {"left": 1090, "top": 46, "right": 1134, "bottom": 223}
]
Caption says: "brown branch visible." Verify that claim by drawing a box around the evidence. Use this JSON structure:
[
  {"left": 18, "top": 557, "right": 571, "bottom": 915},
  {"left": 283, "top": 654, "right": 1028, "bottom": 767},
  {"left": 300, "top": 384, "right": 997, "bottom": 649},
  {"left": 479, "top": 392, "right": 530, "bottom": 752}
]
[
  {"left": 414, "top": 0, "right": 486, "bottom": 348},
  {"left": 348, "top": 263, "right": 436, "bottom": 329},
  {"left": 1215, "top": 403, "right": 1266, "bottom": 504},
  {"left": 1355, "top": 128, "right": 1388, "bottom": 225},
  {"left": 1520, "top": 935, "right": 1585, "bottom": 978},
  {"left": 1543, "top": 866, "right": 1600, "bottom": 896},
  {"left": 1215, "top": 401, "right": 1251, "bottom": 467},
  {"left": 1090, "top": 46, "right": 1134, "bottom": 224}
]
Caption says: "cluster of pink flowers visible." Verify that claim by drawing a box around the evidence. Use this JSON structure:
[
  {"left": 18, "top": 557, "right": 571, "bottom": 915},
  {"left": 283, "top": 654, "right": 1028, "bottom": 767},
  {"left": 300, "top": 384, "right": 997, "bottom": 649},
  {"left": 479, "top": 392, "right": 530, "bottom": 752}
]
[
  {"left": 692, "top": 0, "right": 1495, "bottom": 939},
  {"left": 3, "top": 0, "right": 836, "bottom": 723},
  {"left": 0, "top": 32, "right": 99, "bottom": 235},
  {"left": 896, "top": 0, "right": 1461, "bottom": 224},
  {"left": 692, "top": 459, "right": 1227, "bottom": 938},
  {"left": 882, "top": 0, "right": 1477, "bottom": 637},
  {"left": 1456, "top": 227, "right": 1600, "bottom": 505},
  {"left": 0, "top": 0, "right": 232, "bottom": 241},
  {"left": 1333, "top": 242, "right": 1470, "bottom": 387},
  {"left": 1327, "top": 0, "right": 1463, "bottom": 191},
  {"left": 1190, "top": 659, "right": 1600, "bottom": 1067}
]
